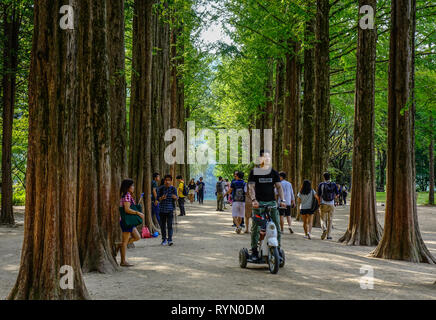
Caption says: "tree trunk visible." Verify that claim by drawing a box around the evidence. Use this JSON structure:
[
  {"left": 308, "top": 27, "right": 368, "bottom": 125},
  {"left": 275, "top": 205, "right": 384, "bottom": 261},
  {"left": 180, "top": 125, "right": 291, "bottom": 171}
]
[
  {"left": 377, "top": 148, "right": 387, "bottom": 192},
  {"left": 339, "top": 0, "right": 382, "bottom": 246},
  {"left": 273, "top": 59, "right": 285, "bottom": 170},
  {"left": 312, "top": 0, "right": 330, "bottom": 228},
  {"left": 1, "top": 3, "right": 20, "bottom": 226},
  {"left": 429, "top": 116, "right": 434, "bottom": 205},
  {"left": 107, "top": 0, "right": 127, "bottom": 256},
  {"left": 8, "top": 0, "right": 89, "bottom": 299},
  {"left": 301, "top": 3, "right": 315, "bottom": 187},
  {"left": 75, "top": 0, "right": 119, "bottom": 274},
  {"left": 371, "top": 0, "right": 436, "bottom": 263},
  {"left": 129, "top": 0, "right": 155, "bottom": 232}
]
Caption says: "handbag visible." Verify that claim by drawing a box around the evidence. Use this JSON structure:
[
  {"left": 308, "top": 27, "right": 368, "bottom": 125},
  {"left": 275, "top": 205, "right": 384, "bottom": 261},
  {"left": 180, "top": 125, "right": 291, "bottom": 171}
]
[
  {"left": 119, "top": 203, "right": 143, "bottom": 228},
  {"left": 310, "top": 190, "right": 319, "bottom": 213}
]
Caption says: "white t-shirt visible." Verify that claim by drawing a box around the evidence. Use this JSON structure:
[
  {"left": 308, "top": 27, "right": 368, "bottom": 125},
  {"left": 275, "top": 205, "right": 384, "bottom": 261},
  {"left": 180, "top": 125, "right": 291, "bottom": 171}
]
[{"left": 275, "top": 180, "right": 295, "bottom": 206}]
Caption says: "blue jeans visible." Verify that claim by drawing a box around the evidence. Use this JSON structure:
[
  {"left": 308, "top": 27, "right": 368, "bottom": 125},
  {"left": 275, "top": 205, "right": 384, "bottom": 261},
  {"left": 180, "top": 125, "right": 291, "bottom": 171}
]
[
  {"left": 160, "top": 211, "right": 174, "bottom": 241},
  {"left": 152, "top": 201, "right": 160, "bottom": 225}
]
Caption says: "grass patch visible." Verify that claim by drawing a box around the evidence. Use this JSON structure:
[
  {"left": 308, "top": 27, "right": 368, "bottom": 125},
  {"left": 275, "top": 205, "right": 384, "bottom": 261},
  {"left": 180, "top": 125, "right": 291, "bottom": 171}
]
[{"left": 376, "top": 192, "right": 431, "bottom": 206}]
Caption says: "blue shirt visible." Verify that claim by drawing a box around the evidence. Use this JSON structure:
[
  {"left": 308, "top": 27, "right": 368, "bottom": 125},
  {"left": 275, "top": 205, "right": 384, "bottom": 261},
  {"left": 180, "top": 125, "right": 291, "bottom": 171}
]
[
  {"left": 231, "top": 179, "right": 246, "bottom": 202},
  {"left": 158, "top": 185, "right": 178, "bottom": 213},
  {"left": 275, "top": 180, "right": 295, "bottom": 206}
]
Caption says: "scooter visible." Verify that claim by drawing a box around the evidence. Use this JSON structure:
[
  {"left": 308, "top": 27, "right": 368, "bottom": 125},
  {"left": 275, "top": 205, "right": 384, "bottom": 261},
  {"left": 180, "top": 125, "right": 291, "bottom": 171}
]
[{"left": 239, "top": 204, "right": 285, "bottom": 274}]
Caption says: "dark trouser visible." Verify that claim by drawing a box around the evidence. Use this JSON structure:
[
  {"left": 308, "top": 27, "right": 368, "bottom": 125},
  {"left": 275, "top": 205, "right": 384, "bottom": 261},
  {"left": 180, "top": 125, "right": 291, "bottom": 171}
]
[
  {"left": 217, "top": 193, "right": 224, "bottom": 210},
  {"left": 152, "top": 201, "right": 160, "bottom": 225},
  {"left": 178, "top": 197, "right": 186, "bottom": 216},
  {"left": 198, "top": 191, "right": 204, "bottom": 204},
  {"left": 160, "top": 211, "right": 174, "bottom": 241},
  {"left": 343, "top": 193, "right": 347, "bottom": 205}
]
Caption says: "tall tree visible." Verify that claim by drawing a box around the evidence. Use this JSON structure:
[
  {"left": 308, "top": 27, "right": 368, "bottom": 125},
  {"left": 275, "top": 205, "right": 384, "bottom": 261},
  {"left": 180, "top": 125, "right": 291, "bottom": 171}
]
[
  {"left": 1, "top": 2, "right": 21, "bottom": 226},
  {"left": 312, "top": 0, "right": 330, "bottom": 228},
  {"left": 301, "top": 1, "right": 315, "bottom": 186},
  {"left": 371, "top": 0, "right": 436, "bottom": 263},
  {"left": 75, "top": 0, "right": 119, "bottom": 274},
  {"left": 8, "top": 0, "right": 89, "bottom": 299},
  {"left": 107, "top": 0, "right": 127, "bottom": 256},
  {"left": 273, "top": 59, "right": 285, "bottom": 170},
  {"left": 339, "top": 0, "right": 382, "bottom": 245},
  {"left": 129, "top": 0, "right": 155, "bottom": 232}
]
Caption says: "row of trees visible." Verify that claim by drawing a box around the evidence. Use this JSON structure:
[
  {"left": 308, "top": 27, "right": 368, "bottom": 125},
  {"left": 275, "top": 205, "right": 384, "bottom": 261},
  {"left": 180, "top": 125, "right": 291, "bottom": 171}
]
[
  {"left": 205, "top": 0, "right": 435, "bottom": 259},
  {"left": 2, "top": 0, "right": 198, "bottom": 299}
]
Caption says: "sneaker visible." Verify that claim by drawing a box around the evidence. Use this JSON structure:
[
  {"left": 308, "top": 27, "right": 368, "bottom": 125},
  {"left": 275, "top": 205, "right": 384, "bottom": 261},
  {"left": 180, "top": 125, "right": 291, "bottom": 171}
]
[
  {"left": 250, "top": 248, "right": 259, "bottom": 261},
  {"left": 304, "top": 234, "right": 308, "bottom": 239},
  {"left": 289, "top": 227, "right": 294, "bottom": 234},
  {"left": 168, "top": 240, "right": 174, "bottom": 246},
  {"left": 161, "top": 240, "right": 168, "bottom": 246},
  {"left": 307, "top": 233, "right": 312, "bottom": 240},
  {"left": 127, "top": 243, "right": 135, "bottom": 249},
  {"left": 327, "top": 237, "right": 332, "bottom": 240},
  {"left": 321, "top": 230, "right": 327, "bottom": 240},
  {"left": 236, "top": 227, "right": 242, "bottom": 234}
]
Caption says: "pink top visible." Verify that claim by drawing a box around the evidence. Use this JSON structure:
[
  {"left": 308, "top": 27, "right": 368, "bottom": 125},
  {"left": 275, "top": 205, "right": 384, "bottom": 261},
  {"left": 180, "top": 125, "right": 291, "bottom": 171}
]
[{"left": 120, "top": 192, "right": 135, "bottom": 207}]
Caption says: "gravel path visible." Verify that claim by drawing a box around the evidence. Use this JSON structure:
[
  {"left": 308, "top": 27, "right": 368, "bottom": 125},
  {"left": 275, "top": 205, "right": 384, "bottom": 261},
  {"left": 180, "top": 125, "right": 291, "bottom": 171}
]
[{"left": 1, "top": 202, "right": 435, "bottom": 299}]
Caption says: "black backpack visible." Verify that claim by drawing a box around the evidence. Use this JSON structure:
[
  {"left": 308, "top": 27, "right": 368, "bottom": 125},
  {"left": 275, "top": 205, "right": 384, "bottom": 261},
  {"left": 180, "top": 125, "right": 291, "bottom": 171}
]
[
  {"left": 320, "top": 182, "right": 336, "bottom": 202},
  {"left": 182, "top": 183, "right": 188, "bottom": 196},
  {"left": 216, "top": 181, "right": 224, "bottom": 193}
]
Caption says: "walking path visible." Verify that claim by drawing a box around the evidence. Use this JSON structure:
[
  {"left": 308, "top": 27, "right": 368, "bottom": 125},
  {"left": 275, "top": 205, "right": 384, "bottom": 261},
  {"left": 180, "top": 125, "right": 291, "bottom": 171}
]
[{"left": 1, "top": 202, "right": 435, "bottom": 299}]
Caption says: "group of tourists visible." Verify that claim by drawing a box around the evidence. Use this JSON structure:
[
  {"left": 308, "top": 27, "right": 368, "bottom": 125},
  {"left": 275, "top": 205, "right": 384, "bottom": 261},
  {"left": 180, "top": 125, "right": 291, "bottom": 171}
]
[
  {"left": 215, "top": 150, "right": 342, "bottom": 260},
  {"left": 117, "top": 173, "right": 208, "bottom": 266}
]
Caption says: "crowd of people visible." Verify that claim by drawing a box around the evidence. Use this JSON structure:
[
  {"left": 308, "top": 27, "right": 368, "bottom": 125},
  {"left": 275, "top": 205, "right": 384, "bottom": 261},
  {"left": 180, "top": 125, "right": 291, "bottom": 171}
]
[{"left": 117, "top": 150, "right": 348, "bottom": 266}]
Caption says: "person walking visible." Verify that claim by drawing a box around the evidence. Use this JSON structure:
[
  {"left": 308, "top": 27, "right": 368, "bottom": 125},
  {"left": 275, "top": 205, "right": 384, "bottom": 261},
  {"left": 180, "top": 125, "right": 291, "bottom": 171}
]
[
  {"left": 342, "top": 184, "right": 348, "bottom": 205},
  {"left": 151, "top": 173, "right": 161, "bottom": 225},
  {"left": 176, "top": 175, "right": 186, "bottom": 216},
  {"left": 317, "top": 172, "right": 339, "bottom": 240},
  {"left": 227, "top": 171, "right": 246, "bottom": 233},
  {"left": 216, "top": 176, "right": 226, "bottom": 211},
  {"left": 188, "top": 178, "right": 196, "bottom": 203},
  {"left": 157, "top": 175, "right": 178, "bottom": 246},
  {"left": 118, "top": 179, "right": 143, "bottom": 267},
  {"left": 197, "top": 177, "right": 205, "bottom": 204},
  {"left": 297, "top": 180, "right": 317, "bottom": 239},
  {"left": 276, "top": 172, "right": 296, "bottom": 234},
  {"left": 244, "top": 186, "right": 253, "bottom": 234}
]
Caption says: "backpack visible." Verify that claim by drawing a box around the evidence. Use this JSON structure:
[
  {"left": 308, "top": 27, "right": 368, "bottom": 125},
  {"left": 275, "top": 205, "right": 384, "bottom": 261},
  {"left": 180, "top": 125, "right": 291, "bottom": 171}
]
[
  {"left": 310, "top": 190, "right": 320, "bottom": 213},
  {"left": 216, "top": 181, "right": 224, "bottom": 193},
  {"left": 182, "top": 182, "right": 188, "bottom": 196},
  {"left": 320, "top": 182, "right": 336, "bottom": 202},
  {"left": 233, "top": 181, "right": 245, "bottom": 202}
]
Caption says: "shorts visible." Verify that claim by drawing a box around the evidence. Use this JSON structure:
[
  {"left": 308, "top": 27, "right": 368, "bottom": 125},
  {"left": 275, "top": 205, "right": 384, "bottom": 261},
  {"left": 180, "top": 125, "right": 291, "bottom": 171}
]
[
  {"left": 300, "top": 208, "right": 314, "bottom": 215},
  {"left": 279, "top": 205, "right": 291, "bottom": 217},
  {"left": 232, "top": 201, "right": 245, "bottom": 218},
  {"left": 120, "top": 220, "right": 134, "bottom": 233}
]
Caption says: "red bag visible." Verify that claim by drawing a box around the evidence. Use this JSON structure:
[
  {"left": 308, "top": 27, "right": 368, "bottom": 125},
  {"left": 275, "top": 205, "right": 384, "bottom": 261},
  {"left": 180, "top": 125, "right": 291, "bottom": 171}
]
[{"left": 141, "top": 226, "right": 151, "bottom": 239}]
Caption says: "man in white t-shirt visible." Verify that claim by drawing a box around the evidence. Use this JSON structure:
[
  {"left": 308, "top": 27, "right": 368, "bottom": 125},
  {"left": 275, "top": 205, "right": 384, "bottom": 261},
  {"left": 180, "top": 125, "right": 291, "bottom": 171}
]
[{"left": 275, "top": 172, "right": 296, "bottom": 233}]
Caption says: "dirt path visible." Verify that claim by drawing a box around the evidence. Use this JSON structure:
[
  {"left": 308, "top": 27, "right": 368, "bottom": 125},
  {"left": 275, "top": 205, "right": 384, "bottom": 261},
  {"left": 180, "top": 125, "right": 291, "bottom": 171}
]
[{"left": 1, "top": 202, "right": 435, "bottom": 300}]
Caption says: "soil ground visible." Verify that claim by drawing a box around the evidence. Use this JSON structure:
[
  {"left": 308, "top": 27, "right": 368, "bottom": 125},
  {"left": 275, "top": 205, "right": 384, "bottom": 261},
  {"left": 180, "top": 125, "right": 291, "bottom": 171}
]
[{"left": 1, "top": 201, "right": 435, "bottom": 300}]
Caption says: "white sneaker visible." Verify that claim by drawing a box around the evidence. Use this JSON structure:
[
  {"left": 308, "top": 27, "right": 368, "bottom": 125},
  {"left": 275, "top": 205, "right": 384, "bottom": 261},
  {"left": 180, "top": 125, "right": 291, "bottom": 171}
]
[{"left": 304, "top": 234, "right": 308, "bottom": 239}]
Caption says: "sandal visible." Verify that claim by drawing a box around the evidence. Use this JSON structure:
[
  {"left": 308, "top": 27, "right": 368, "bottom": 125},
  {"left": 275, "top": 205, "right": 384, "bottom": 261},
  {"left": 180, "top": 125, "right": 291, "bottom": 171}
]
[{"left": 120, "top": 262, "right": 134, "bottom": 267}]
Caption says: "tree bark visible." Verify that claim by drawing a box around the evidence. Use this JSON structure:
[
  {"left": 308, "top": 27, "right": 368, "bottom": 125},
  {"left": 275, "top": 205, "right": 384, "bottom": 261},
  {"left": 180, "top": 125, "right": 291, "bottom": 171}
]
[
  {"left": 8, "top": 0, "right": 89, "bottom": 299},
  {"left": 312, "top": 0, "right": 330, "bottom": 228},
  {"left": 301, "top": 2, "right": 315, "bottom": 187},
  {"left": 339, "top": 0, "right": 382, "bottom": 246},
  {"left": 129, "top": 0, "right": 155, "bottom": 232},
  {"left": 1, "top": 3, "right": 20, "bottom": 226},
  {"left": 75, "top": 0, "right": 119, "bottom": 274},
  {"left": 377, "top": 148, "right": 387, "bottom": 192},
  {"left": 429, "top": 116, "right": 434, "bottom": 205},
  {"left": 107, "top": 0, "right": 127, "bottom": 256},
  {"left": 371, "top": 0, "right": 436, "bottom": 263},
  {"left": 273, "top": 59, "right": 285, "bottom": 170}
]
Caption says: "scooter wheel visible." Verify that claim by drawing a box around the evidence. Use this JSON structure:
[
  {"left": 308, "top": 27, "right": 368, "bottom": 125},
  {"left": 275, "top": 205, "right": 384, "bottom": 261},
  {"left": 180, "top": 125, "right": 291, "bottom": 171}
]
[
  {"left": 239, "top": 248, "right": 248, "bottom": 268},
  {"left": 268, "top": 247, "right": 280, "bottom": 274},
  {"left": 279, "top": 248, "right": 285, "bottom": 268}
]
